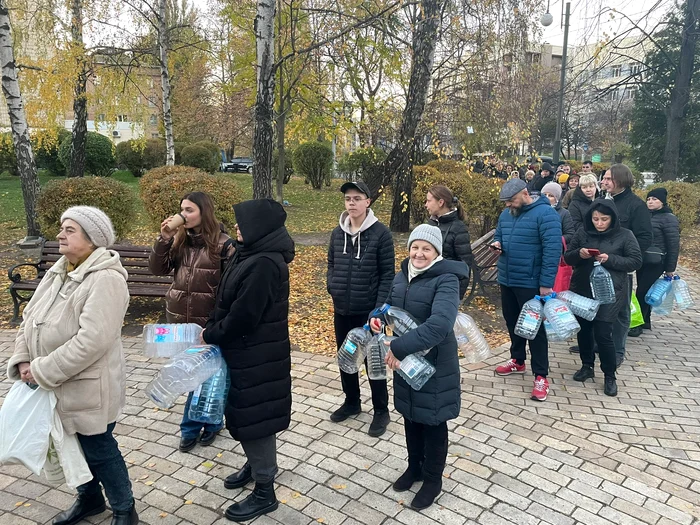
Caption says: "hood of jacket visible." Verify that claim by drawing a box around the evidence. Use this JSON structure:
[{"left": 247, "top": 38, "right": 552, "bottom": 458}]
[
  {"left": 400, "top": 257, "right": 469, "bottom": 281},
  {"left": 48, "top": 247, "right": 128, "bottom": 282},
  {"left": 571, "top": 185, "right": 597, "bottom": 203},
  {"left": 583, "top": 198, "right": 620, "bottom": 237},
  {"left": 234, "top": 199, "right": 295, "bottom": 264},
  {"left": 521, "top": 194, "right": 551, "bottom": 213},
  {"left": 429, "top": 209, "right": 459, "bottom": 225},
  {"left": 338, "top": 208, "right": 379, "bottom": 258}
]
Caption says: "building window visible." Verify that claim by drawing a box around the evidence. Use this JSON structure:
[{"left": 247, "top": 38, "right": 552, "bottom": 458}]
[
  {"left": 626, "top": 86, "right": 638, "bottom": 100},
  {"left": 151, "top": 133, "right": 160, "bottom": 139},
  {"left": 148, "top": 97, "right": 157, "bottom": 108},
  {"left": 97, "top": 113, "right": 105, "bottom": 122},
  {"left": 149, "top": 114, "right": 158, "bottom": 125},
  {"left": 611, "top": 65, "right": 622, "bottom": 77},
  {"left": 630, "top": 64, "right": 641, "bottom": 76},
  {"left": 609, "top": 89, "right": 619, "bottom": 101},
  {"left": 117, "top": 115, "right": 129, "bottom": 122}
]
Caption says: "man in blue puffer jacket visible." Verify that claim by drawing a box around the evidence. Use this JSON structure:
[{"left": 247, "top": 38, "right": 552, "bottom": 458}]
[{"left": 490, "top": 179, "right": 562, "bottom": 402}]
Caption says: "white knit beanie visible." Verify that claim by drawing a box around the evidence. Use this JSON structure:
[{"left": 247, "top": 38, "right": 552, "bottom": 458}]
[
  {"left": 60, "top": 206, "right": 116, "bottom": 248},
  {"left": 408, "top": 224, "right": 443, "bottom": 256}
]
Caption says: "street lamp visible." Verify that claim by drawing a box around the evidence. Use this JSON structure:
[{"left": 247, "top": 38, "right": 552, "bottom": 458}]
[{"left": 541, "top": 1, "right": 570, "bottom": 166}]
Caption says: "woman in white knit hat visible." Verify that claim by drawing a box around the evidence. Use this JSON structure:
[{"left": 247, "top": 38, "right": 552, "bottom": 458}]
[
  {"left": 7, "top": 206, "right": 138, "bottom": 525},
  {"left": 369, "top": 224, "right": 467, "bottom": 511}
]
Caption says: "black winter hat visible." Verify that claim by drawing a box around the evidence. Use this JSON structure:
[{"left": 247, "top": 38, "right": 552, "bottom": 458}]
[
  {"left": 234, "top": 198, "right": 287, "bottom": 246},
  {"left": 647, "top": 187, "right": 667, "bottom": 206},
  {"left": 541, "top": 162, "right": 554, "bottom": 174}
]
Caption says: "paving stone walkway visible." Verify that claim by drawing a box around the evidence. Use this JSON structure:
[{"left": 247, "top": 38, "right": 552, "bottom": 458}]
[{"left": 1, "top": 270, "right": 699, "bottom": 525}]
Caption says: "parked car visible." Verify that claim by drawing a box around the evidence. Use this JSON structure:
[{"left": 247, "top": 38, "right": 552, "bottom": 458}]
[{"left": 224, "top": 157, "right": 254, "bottom": 173}]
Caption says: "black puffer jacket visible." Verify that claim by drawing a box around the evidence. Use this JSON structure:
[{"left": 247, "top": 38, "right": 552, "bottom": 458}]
[
  {"left": 327, "top": 216, "right": 395, "bottom": 316},
  {"left": 568, "top": 186, "right": 596, "bottom": 231},
  {"left": 612, "top": 189, "right": 653, "bottom": 253},
  {"left": 564, "top": 199, "right": 642, "bottom": 320},
  {"left": 387, "top": 259, "right": 468, "bottom": 426},
  {"left": 204, "top": 199, "right": 294, "bottom": 442},
  {"left": 650, "top": 206, "right": 680, "bottom": 273},
  {"left": 428, "top": 211, "right": 472, "bottom": 298},
  {"left": 557, "top": 207, "right": 575, "bottom": 245}
]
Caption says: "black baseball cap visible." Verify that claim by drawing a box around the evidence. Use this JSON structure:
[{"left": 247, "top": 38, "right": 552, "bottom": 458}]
[{"left": 340, "top": 180, "right": 371, "bottom": 198}]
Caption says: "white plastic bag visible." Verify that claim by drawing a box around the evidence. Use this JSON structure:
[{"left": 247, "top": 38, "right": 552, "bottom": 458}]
[
  {"left": 44, "top": 409, "right": 92, "bottom": 489},
  {"left": 0, "top": 382, "right": 55, "bottom": 475}
]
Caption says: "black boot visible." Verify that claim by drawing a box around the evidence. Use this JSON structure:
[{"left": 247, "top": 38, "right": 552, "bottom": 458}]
[
  {"left": 392, "top": 462, "right": 423, "bottom": 492},
  {"left": 410, "top": 478, "right": 442, "bottom": 510},
  {"left": 225, "top": 480, "right": 278, "bottom": 522},
  {"left": 329, "top": 402, "right": 361, "bottom": 422},
  {"left": 368, "top": 410, "right": 390, "bottom": 437},
  {"left": 224, "top": 462, "right": 253, "bottom": 489},
  {"left": 573, "top": 365, "right": 595, "bottom": 383},
  {"left": 53, "top": 492, "right": 106, "bottom": 525},
  {"left": 604, "top": 376, "right": 618, "bottom": 397},
  {"left": 111, "top": 505, "right": 138, "bottom": 525},
  {"left": 628, "top": 326, "right": 643, "bottom": 337}
]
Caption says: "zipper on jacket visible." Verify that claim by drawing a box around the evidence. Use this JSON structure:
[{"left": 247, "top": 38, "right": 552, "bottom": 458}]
[{"left": 343, "top": 233, "right": 354, "bottom": 314}]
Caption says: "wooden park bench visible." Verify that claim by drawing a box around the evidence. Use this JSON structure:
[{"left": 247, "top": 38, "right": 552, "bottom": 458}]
[
  {"left": 463, "top": 228, "right": 499, "bottom": 305},
  {"left": 8, "top": 241, "right": 172, "bottom": 322}
]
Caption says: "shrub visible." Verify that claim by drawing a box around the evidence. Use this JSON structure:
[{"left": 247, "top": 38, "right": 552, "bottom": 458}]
[
  {"left": 337, "top": 147, "right": 387, "bottom": 182},
  {"left": 37, "top": 176, "right": 137, "bottom": 240},
  {"left": 426, "top": 159, "right": 467, "bottom": 173},
  {"left": 193, "top": 140, "right": 221, "bottom": 169},
  {"left": 412, "top": 165, "right": 505, "bottom": 236},
  {"left": 140, "top": 169, "right": 243, "bottom": 230},
  {"left": 58, "top": 131, "right": 115, "bottom": 177},
  {"left": 143, "top": 139, "right": 166, "bottom": 171},
  {"left": 634, "top": 181, "right": 700, "bottom": 231},
  {"left": 273, "top": 149, "right": 294, "bottom": 184},
  {"left": 32, "top": 128, "right": 71, "bottom": 176},
  {"left": 0, "top": 133, "right": 17, "bottom": 176},
  {"left": 293, "top": 142, "right": 333, "bottom": 189},
  {"left": 180, "top": 144, "right": 218, "bottom": 173},
  {"left": 115, "top": 140, "right": 145, "bottom": 176},
  {"left": 174, "top": 141, "right": 188, "bottom": 164}
]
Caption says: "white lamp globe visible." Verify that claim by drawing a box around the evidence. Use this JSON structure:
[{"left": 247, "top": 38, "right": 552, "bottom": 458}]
[{"left": 541, "top": 12, "right": 554, "bottom": 26}]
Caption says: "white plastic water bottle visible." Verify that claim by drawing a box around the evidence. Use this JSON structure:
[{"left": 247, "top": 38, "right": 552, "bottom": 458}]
[
  {"left": 645, "top": 276, "right": 673, "bottom": 307},
  {"left": 338, "top": 325, "right": 371, "bottom": 374},
  {"left": 590, "top": 262, "right": 616, "bottom": 304},
  {"left": 454, "top": 313, "right": 492, "bottom": 363},
  {"left": 188, "top": 364, "right": 230, "bottom": 424},
  {"left": 396, "top": 354, "right": 436, "bottom": 390},
  {"left": 672, "top": 276, "right": 694, "bottom": 310},
  {"left": 142, "top": 323, "right": 203, "bottom": 357},
  {"left": 556, "top": 291, "right": 600, "bottom": 321},
  {"left": 514, "top": 297, "right": 544, "bottom": 340},
  {"left": 145, "top": 345, "right": 222, "bottom": 409},
  {"left": 543, "top": 295, "right": 580, "bottom": 339}
]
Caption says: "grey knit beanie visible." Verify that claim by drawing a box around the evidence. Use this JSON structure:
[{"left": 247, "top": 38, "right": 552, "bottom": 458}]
[
  {"left": 60, "top": 206, "right": 116, "bottom": 248},
  {"left": 408, "top": 224, "right": 443, "bottom": 256}
]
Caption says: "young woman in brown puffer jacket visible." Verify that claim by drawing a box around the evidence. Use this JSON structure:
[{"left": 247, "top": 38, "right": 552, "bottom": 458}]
[{"left": 149, "top": 191, "right": 233, "bottom": 452}]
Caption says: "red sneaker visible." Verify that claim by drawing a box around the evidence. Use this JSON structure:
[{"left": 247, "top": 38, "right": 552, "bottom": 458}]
[
  {"left": 531, "top": 376, "right": 550, "bottom": 401},
  {"left": 495, "top": 359, "right": 526, "bottom": 376}
]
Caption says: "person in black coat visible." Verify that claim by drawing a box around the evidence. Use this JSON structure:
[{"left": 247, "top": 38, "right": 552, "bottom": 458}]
[
  {"left": 370, "top": 224, "right": 467, "bottom": 511},
  {"left": 567, "top": 174, "right": 599, "bottom": 231},
  {"left": 529, "top": 162, "right": 556, "bottom": 193},
  {"left": 601, "top": 164, "right": 653, "bottom": 366},
  {"left": 564, "top": 199, "right": 642, "bottom": 397},
  {"left": 426, "top": 184, "right": 472, "bottom": 298},
  {"left": 541, "top": 182, "right": 575, "bottom": 244},
  {"left": 631, "top": 187, "right": 681, "bottom": 336},
  {"left": 203, "top": 198, "right": 294, "bottom": 523},
  {"left": 327, "top": 180, "right": 395, "bottom": 436}
]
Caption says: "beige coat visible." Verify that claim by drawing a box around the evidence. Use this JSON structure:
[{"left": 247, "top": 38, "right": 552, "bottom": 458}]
[{"left": 7, "top": 248, "right": 130, "bottom": 436}]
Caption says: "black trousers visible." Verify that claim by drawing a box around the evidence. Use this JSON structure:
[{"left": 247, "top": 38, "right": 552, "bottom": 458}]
[
  {"left": 334, "top": 313, "right": 389, "bottom": 412},
  {"left": 500, "top": 285, "right": 549, "bottom": 377},
  {"left": 576, "top": 318, "right": 616, "bottom": 378},
  {"left": 636, "top": 263, "right": 664, "bottom": 326},
  {"left": 404, "top": 418, "right": 448, "bottom": 482}
]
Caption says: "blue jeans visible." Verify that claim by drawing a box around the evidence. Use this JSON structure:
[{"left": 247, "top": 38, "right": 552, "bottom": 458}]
[
  {"left": 180, "top": 391, "right": 224, "bottom": 439},
  {"left": 76, "top": 422, "right": 133, "bottom": 512}
]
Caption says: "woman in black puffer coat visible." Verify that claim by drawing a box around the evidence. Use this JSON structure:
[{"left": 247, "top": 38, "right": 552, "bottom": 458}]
[
  {"left": 370, "top": 224, "right": 468, "bottom": 512},
  {"left": 567, "top": 174, "right": 599, "bottom": 231},
  {"left": 426, "top": 185, "right": 472, "bottom": 299},
  {"left": 564, "top": 199, "right": 642, "bottom": 397},
  {"left": 632, "top": 188, "right": 680, "bottom": 335}
]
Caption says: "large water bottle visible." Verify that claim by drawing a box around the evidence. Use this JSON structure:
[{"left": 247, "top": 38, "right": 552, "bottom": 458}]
[
  {"left": 543, "top": 295, "right": 580, "bottom": 339},
  {"left": 454, "top": 313, "right": 492, "bottom": 364},
  {"left": 672, "top": 276, "right": 694, "bottom": 310},
  {"left": 396, "top": 354, "right": 436, "bottom": 390},
  {"left": 367, "top": 334, "right": 396, "bottom": 380},
  {"left": 145, "top": 345, "right": 222, "bottom": 409},
  {"left": 543, "top": 319, "right": 566, "bottom": 342},
  {"left": 514, "top": 297, "right": 544, "bottom": 340},
  {"left": 556, "top": 291, "right": 600, "bottom": 321},
  {"left": 645, "top": 276, "right": 673, "bottom": 307},
  {"left": 143, "top": 323, "right": 203, "bottom": 357},
  {"left": 654, "top": 285, "right": 675, "bottom": 316},
  {"left": 188, "top": 364, "right": 230, "bottom": 424},
  {"left": 338, "top": 325, "right": 371, "bottom": 374},
  {"left": 370, "top": 304, "right": 419, "bottom": 335},
  {"left": 590, "top": 262, "right": 616, "bottom": 304}
]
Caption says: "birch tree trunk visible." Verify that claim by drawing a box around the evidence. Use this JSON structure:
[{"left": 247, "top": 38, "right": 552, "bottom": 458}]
[
  {"left": 68, "top": 0, "right": 87, "bottom": 177},
  {"left": 158, "top": 0, "right": 175, "bottom": 165},
  {"left": 661, "top": 0, "right": 698, "bottom": 181},
  {"left": 253, "top": 0, "right": 276, "bottom": 199},
  {"left": 0, "top": 0, "right": 40, "bottom": 236}
]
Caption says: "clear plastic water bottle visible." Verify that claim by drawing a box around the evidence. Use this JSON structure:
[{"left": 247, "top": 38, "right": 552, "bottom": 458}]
[
  {"left": 370, "top": 304, "right": 419, "bottom": 335},
  {"left": 654, "top": 286, "right": 675, "bottom": 316},
  {"left": 543, "top": 318, "right": 566, "bottom": 342},
  {"left": 645, "top": 276, "right": 673, "bottom": 307},
  {"left": 590, "top": 262, "right": 616, "bottom": 304},
  {"left": 188, "top": 364, "right": 230, "bottom": 424},
  {"left": 454, "top": 313, "right": 492, "bottom": 364},
  {"left": 396, "top": 354, "right": 436, "bottom": 390},
  {"left": 543, "top": 295, "right": 580, "bottom": 339},
  {"left": 338, "top": 325, "right": 371, "bottom": 374},
  {"left": 556, "top": 291, "right": 600, "bottom": 321},
  {"left": 672, "top": 276, "right": 694, "bottom": 310},
  {"left": 143, "top": 323, "right": 203, "bottom": 357},
  {"left": 367, "top": 334, "right": 395, "bottom": 380},
  {"left": 145, "top": 345, "right": 222, "bottom": 409},
  {"left": 514, "top": 297, "right": 544, "bottom": 340}
]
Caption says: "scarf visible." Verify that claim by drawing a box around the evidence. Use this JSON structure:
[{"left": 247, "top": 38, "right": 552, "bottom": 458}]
[{"left": 408, "top": 256, "right": 443, "bottom": 282}]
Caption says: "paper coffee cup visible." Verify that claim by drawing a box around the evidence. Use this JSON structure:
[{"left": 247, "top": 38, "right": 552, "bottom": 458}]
[{"left": 164, "top": 213, "right": 186, "bottom": 233}]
